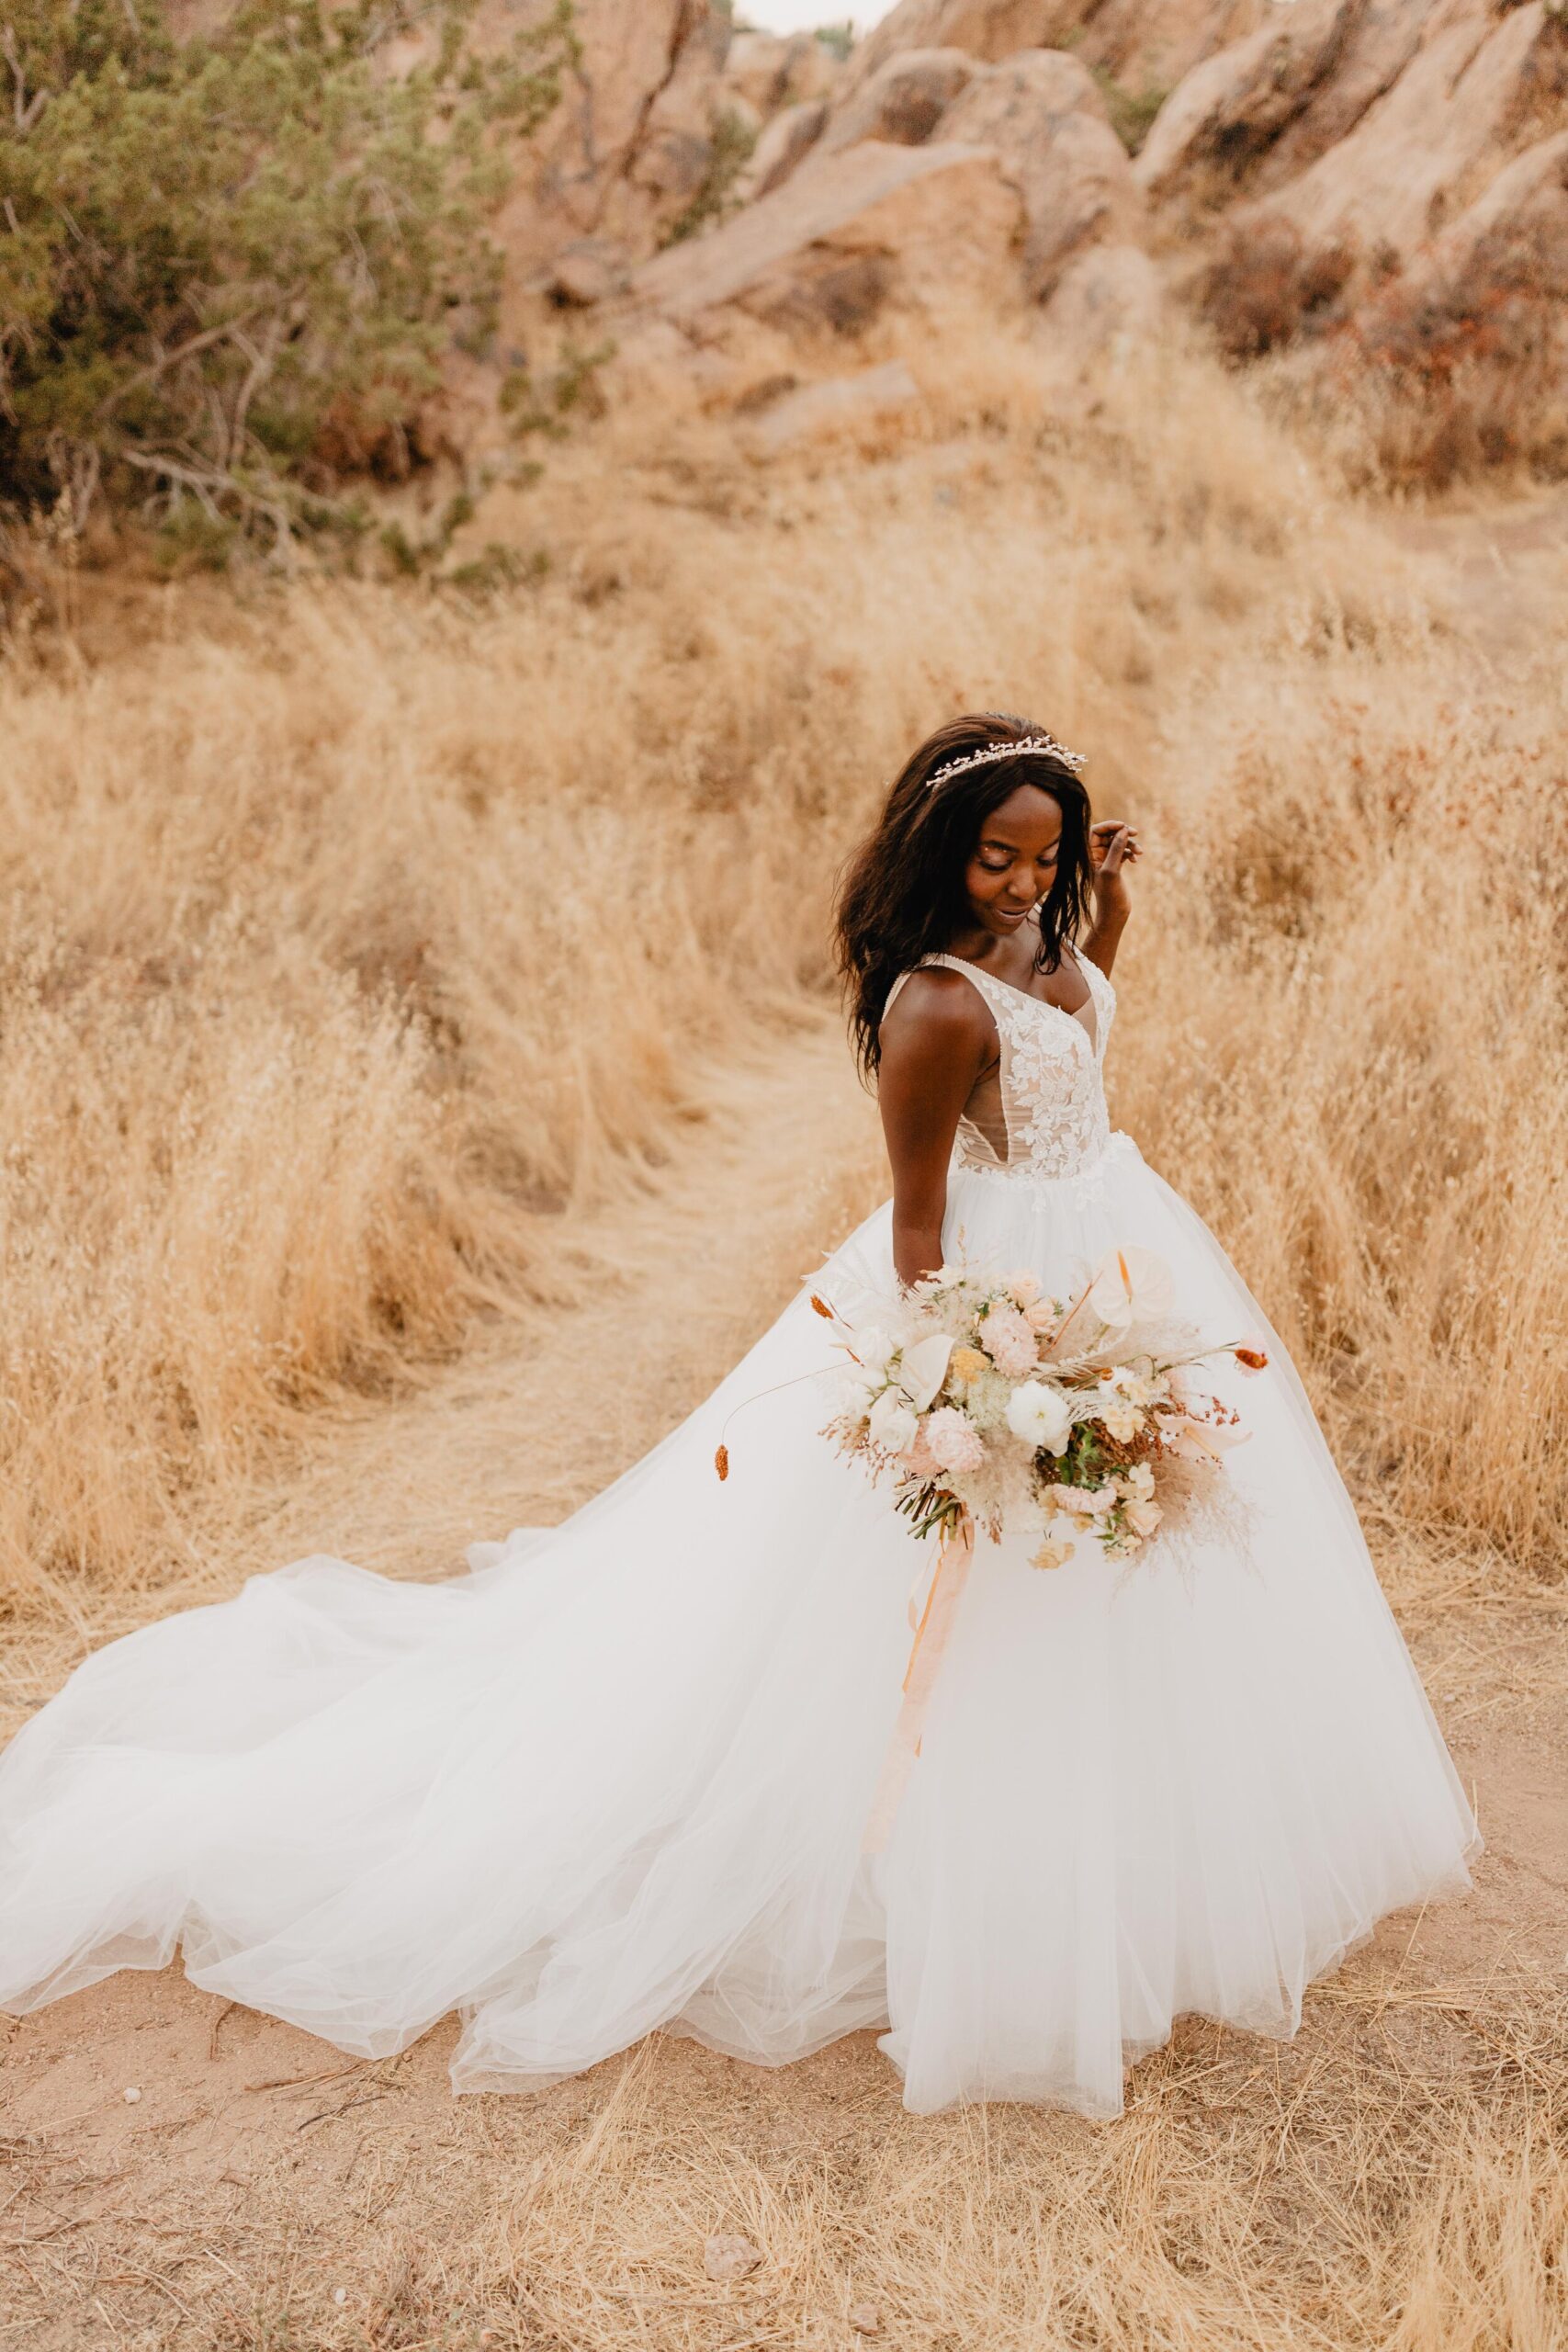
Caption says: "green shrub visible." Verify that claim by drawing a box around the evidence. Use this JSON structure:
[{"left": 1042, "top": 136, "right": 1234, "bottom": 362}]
[
  {"left": 0, "top": 0, "right": 576, "bottom": 560},
  {"left": 659, "top": 105, "right": 756, "bottom": 249},
  {"left": 1088, "top": 63, "right": 1168, "bottom": 158}
]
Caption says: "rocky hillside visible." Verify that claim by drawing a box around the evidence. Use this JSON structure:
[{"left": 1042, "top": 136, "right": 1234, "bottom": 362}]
[{"left": 497, "top": 0, "right": 1567, "bottom": 480}]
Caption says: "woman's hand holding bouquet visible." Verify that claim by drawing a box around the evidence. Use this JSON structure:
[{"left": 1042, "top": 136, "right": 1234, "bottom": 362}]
[{"left": 817, "top": 1249, "right": 1265, "bottom": 1572}]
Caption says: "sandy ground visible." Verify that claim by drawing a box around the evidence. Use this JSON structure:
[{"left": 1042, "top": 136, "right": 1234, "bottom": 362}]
[{"left": 3, "top": 1019, "right": 1565, "bottom": 2350}]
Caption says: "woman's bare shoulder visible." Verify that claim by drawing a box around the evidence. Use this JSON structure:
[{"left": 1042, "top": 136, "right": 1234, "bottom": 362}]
[{"left": 878, "top": 964, "right": 992, "bottom": 1063}]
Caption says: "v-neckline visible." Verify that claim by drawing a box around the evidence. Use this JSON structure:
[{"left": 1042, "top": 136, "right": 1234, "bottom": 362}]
[{"left": 938, "top": 936, "right": 1098, "bottom": 1028}]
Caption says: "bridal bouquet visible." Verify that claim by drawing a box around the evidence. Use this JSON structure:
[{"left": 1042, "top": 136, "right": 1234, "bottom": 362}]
[{"left": 815, "top": 1250, "right": 1265, "bottom": 1570}]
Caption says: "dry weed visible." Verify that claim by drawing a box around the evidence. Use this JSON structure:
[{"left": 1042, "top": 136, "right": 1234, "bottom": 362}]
[{"left": 2, "top": 325, "right": 1562, "bottom": 1618}]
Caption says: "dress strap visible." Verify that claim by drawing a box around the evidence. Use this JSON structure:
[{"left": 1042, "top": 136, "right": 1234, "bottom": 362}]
[{"left": 884, "top": 954, "right": 1007, "bottom": 1023}]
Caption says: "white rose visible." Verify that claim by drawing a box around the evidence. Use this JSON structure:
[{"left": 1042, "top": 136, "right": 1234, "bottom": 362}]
[
  {"left": 1124, "top": 1498, "right": 1163, "bottom": 1537},
  {"left": 1006, "top": 1380, "right": 1075, "bottom": 1455},
  {"left": 867, "top": 1390, "right": 919, "bottom": 1455}
]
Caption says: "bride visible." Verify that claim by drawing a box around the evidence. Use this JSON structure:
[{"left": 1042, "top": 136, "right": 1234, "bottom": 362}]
[{"left": 0, "top": 714, "right": 1477, "bottom": 2118}]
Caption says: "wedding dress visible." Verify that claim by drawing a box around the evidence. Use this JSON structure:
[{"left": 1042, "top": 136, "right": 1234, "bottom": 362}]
[{"left": 0, "top": 944, "right": 1478, "bottom": 2117}]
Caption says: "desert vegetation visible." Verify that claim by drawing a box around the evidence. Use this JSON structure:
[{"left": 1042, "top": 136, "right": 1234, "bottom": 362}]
[
  {"left": 0, "top": 0, "right": 576, "bottom": 585},
  {"left": 1, "top": 322, "right": 1562, "bottom": 1632}
]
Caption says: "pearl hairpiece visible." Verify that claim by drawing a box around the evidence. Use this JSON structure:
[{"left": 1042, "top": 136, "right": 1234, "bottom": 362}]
[{"left": 925, "top": 732, "right": 1085, "bottom": 790}]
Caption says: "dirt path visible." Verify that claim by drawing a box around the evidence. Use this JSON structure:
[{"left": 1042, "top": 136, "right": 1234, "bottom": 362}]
[{"left": 2, "top": 1009, "right": 1564, "bottom": 2350}]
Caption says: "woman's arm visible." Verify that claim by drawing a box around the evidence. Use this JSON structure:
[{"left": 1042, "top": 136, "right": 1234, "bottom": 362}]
[
  {"left": 1080, "top": 820, "right": 1140, "bottom": 978},
  {"left": 876, "top": 971, "right": 993, "bottom": 1290}
]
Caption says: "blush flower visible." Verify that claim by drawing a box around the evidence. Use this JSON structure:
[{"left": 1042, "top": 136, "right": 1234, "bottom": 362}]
[
  {"left": 925, "top": 1407, "right": 986, "bottom": 1475},
  {"left": 979, "top": 1304, "right": 1037, "bottom": 1378},
  {"left": 1030, "top": 1532, "right": 1076, "bottom": 1571}
]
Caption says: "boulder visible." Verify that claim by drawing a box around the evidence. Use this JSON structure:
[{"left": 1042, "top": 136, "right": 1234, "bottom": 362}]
[
  {"left": 818, "top": 49, "right": 979, "bottom": 156},
  {"left": 1135, "top": 0, "right": 1424, "bottom": 206},
  {"left": 546, "top": 237, "right": 633, "bottom": 307},
  {"left": 1304, "top": 121, "right": 1568, "bottom": 477},
  {"left": 722, "top": 28, "right": 840, "bottom": 118},
  {"left": 1258, "top": 1, "right": 1568, "bottom": 263},
  {"left": 841, "top": 2, "right": 1089, "bottom": 91},
  {"left": 1057, "top": 0, "right": 1270, "bottom": 95},
  {"left": 629, "top": 139, "right": 1025, "bottom": 331},
  {"left": 842, "top": 0, "right": 1267, "bottom": 100},
  {"left": 941, "top": 51, "right": 1146, "bottom": 298},
  {"left": 735, "top": 100, "right": 830, "bottom": 203},
  {"left": 1371, "top": 119, "right": 1568, "bottom": 333},
  {"left": 741, "top": 360, "right": 923, "bottom": 454},
  {"left": 1141, "top": 0, "right": 1568, "bottom": 249},
  {"left": 1043, "top": 241, "right": 1165, "bottom": 349},
  {"left": 500, "top": 0, "right": 730, "bottom": 267},
  {"left": 723, "top": 29, "right": 795, "bottom": 115}
]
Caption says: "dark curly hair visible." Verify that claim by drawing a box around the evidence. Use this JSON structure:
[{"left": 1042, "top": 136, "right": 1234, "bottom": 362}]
[{"left": 834, "top": 712, "right": 1093, "bottom": 1079}]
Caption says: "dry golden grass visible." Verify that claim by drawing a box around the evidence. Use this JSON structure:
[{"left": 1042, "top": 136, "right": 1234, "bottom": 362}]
[
  {"left": 1, "top": 322, "right": 1562, "bottom": 1621},
  {"left": 1, "top": 318, "right": 1566, "bottom": 2351}
]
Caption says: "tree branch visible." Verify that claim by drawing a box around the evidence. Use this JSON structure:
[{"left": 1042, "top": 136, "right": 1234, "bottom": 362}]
[
  {"left": 1, "top": 24, "right": 48, "bottom": 133},
  {"left": 92, "top": 311, "right": 270, "bottom": 422}
]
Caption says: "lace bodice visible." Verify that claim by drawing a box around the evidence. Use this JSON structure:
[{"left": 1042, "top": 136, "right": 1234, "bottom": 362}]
[{"left": 885, "top": 942, "right": 1117, "bottom": 1185}]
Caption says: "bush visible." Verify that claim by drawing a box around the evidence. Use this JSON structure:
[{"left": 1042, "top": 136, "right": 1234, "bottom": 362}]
[
  {"left": 0, "top": 0, "right": 576, "bottom": 569},
  {"left": 1196, "top": 217, "right": 1359, "bottom": 361},
  {"left": 1089, "top": 64, "right": 1169, "bottom": 159},
  {"left": 1327, "top": 234, "right": 1568, "bottom": 488},
  {"left": 659, "top": 105, "right": 757, "bottom": 249}
]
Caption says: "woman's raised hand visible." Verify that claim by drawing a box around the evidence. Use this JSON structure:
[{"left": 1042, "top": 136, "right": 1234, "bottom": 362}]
[
  {"left": 1089, "top": 819, "right": 1140, "bottom": 920},
  {"left": 1082, "top": 820, "right": 1140, "bottom": 974}
]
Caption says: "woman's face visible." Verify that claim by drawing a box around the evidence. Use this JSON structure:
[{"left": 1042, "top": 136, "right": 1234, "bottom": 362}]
[{"left": 962, "top": 784, "right": 1064, "bottom": 938}]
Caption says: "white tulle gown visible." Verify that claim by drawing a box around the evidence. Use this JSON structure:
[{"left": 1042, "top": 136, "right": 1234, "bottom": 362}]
[{"left": 0, "top": 944, "right": 1478, "bottom": 2116}]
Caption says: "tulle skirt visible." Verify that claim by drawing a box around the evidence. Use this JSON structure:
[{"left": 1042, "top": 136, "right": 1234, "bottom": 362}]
[{"left": 0, "top": 1135, "right": 1477, "bottom": 2116}]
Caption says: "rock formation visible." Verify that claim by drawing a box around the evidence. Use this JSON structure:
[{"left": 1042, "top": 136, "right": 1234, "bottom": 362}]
[
  {"left": 413, "top": 0, "right": 1568, "bottom": 471},
  {"left": 840, "top": 0, "right": 1268, "bottom": 97},
  {"left": 939, "top": 51, "right": 1145, "bottom": 299},
  {"left": 629, "top": 139, "right": 1024, "bottom": 333}
]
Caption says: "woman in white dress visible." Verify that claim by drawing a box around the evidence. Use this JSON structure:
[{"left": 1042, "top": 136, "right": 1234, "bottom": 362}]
[{"left": 0, "top": 714, "right": 1477, "bottom": 2118}]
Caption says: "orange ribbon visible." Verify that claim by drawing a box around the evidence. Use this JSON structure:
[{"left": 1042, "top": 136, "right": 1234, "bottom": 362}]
[{"left": 862, "top": 1513, "right": 976, "bottom": 1853}]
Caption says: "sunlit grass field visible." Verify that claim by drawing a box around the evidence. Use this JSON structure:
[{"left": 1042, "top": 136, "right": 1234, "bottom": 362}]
[{"left": 1, "top": 320, "right": 1564, "bottom": 2349}]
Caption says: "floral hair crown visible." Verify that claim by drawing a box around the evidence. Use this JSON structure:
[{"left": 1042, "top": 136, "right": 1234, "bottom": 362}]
[{"left": 925, "top": 732, "right": 1085, "bottom": 791}]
